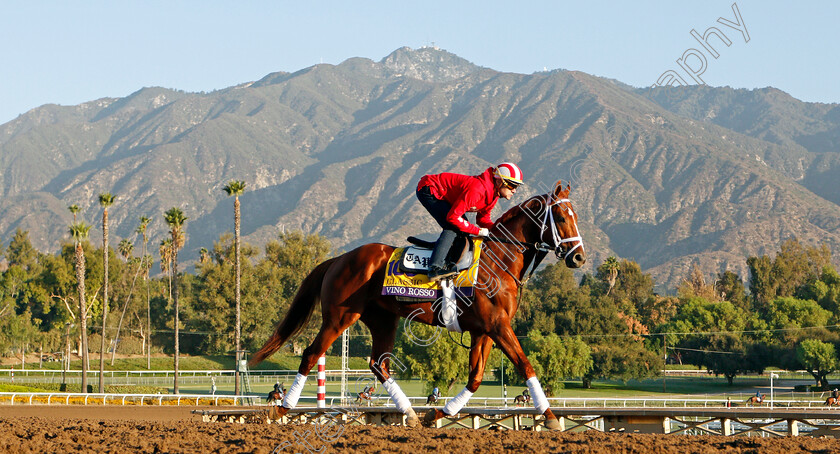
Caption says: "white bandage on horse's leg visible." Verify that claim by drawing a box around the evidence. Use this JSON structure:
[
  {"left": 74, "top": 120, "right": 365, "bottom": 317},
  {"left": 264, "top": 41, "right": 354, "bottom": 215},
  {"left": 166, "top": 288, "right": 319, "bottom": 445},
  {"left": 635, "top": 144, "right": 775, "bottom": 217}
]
[
  {"left": 282, "top": 373, "right": 308, "bottom": 409},
  {"left": 442, "top": 387, "right": 474, "bottom": 416},
  {"left": 526, "top": 376, "right": 550, "bottom": 413},
  {"left": 382, "top": 378, "right": 413, "bottom": 415}
]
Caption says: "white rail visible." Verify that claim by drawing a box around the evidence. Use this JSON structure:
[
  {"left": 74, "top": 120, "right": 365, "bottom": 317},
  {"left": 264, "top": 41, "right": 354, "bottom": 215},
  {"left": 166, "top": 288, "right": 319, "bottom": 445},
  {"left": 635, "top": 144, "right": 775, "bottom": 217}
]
[
  {"left": 2, "top": 392, "right": 836, "bottom": 409},
  {"left": 0, "top": 392, "right": 261, "bottom": 406}
]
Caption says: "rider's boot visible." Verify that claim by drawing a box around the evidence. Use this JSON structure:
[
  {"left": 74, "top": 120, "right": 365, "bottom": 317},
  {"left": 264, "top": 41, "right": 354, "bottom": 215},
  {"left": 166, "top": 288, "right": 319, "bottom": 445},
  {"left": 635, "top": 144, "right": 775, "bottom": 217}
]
[{"left": 428, "top": 230, "right": 458, "bottom": 282}]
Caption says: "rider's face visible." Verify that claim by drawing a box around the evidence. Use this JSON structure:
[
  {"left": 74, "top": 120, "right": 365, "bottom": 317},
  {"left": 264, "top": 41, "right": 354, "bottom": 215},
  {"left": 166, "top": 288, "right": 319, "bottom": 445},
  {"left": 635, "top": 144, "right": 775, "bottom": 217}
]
[{"left": 497, "top": 179, "right": 517, "bottom": 200}]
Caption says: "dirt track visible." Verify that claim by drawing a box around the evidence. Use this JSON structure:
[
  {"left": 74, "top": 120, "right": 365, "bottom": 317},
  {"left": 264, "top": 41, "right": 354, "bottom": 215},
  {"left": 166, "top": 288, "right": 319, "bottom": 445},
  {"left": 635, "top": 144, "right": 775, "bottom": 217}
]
[{"left": 0, "top": 405, "right": 837, "bottom": 453}]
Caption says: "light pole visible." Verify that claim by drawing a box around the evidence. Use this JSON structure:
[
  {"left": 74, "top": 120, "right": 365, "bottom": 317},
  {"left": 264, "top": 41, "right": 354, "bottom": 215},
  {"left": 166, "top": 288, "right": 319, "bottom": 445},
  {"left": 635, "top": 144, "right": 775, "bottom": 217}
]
[
  {"left": 770, "top": 372, "right": 779, "bottom": 408},
  {"left": 63, "top": 322, "right": 71, "bottom": 390}
]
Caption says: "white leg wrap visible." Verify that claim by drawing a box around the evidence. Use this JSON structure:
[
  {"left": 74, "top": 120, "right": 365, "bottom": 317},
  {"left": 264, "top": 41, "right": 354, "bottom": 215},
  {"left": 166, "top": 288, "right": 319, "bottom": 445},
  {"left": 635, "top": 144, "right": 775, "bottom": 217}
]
[
  {"left": 282, "top": 373, "right": 308, "bottom": 409},
  {"left": 526, "top": 376, "right": 550, "bottom": 413},
  {"left": 442, "top": 387, "right": 473, "bottom": 416},
  {"left": 382, "top": 378, "right": 413, "bottom": 415}
]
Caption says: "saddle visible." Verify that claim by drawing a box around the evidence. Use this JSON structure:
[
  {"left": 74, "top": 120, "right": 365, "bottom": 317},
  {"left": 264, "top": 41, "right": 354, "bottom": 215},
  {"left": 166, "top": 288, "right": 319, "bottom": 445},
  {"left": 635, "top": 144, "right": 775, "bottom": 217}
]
[
  {"left": 382, "top": 237, "right": 483, "bottom": 302},
  {"left": 401, "top": 236, "right": 476, "bottom": 273}
]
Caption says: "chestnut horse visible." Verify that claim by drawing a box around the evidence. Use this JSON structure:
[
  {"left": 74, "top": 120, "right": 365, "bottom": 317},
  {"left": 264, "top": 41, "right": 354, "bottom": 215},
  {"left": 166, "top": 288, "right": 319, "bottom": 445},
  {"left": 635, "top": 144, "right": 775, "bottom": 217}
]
[{"left": 250, "top": 181, "right": 585, "bottom": 429}]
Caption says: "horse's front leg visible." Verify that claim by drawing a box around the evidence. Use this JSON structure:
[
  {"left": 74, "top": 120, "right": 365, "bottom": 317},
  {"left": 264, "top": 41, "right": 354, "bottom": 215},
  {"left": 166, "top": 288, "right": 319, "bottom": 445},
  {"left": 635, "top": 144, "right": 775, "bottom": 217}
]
[
  {"left": 491, "top": 324, "right": 561, "bottom": 430},
  {"left": 424, "top": 334, "right": 493, "bottom": 426}
]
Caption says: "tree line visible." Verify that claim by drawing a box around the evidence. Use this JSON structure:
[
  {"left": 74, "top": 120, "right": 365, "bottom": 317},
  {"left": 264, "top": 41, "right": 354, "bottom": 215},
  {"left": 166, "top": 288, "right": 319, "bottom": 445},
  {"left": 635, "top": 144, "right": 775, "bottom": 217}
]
[{"left": 2, "top": 197, "right": 838, "bottom": 394}]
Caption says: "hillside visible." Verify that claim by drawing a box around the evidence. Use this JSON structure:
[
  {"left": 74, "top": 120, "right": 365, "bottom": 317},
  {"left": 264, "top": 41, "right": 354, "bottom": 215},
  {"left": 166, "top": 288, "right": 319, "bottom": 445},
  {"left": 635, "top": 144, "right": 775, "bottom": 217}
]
[{"left": 1, "top": 46, "right": 838, "bottom": 290}]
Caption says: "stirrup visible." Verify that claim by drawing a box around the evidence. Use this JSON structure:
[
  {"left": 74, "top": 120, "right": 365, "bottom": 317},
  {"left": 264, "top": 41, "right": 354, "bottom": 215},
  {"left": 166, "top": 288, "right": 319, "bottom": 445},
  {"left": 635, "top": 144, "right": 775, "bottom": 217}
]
[{"left": 428, "top": 266, "right": 458, "bottom": 282}]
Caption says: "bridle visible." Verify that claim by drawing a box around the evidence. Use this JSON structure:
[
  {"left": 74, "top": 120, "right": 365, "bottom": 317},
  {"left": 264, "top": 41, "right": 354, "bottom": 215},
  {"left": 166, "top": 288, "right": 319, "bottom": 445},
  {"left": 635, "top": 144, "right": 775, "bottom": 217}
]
[
  {"left": 540, "top": 197, "right": 584, "bottom": 261},
  {"left": 479, "top": 194, "right": 585, "bottom": 287},
  {"left": 483, "top": 195, "right": 585, "bottom": 260}
]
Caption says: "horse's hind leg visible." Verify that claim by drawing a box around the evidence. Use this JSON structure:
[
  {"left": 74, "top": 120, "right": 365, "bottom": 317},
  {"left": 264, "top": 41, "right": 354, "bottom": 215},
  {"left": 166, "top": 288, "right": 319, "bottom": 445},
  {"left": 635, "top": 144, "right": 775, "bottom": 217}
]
[
  {"left": 424, "top": 334, "right": 493, "bottom": 425},
  {"left": 281, "top": 311, "right": 361, "bottom": 411},
  {"left": 361, "top": 307, "right": 420, "bottom": 427}
]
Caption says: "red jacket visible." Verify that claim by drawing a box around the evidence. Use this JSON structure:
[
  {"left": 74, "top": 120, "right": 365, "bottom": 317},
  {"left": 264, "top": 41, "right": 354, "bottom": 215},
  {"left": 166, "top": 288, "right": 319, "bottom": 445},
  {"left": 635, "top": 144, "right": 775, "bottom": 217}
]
[{"left": 417, "top": 167, "right": 498, "bottom": 235}]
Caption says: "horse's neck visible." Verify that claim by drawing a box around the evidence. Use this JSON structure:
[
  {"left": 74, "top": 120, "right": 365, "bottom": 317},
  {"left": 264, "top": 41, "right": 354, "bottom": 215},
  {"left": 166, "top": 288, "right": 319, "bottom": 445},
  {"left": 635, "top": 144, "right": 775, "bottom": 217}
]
[{"left": 489, "top": 212, "right": 541, "bottom": 279}]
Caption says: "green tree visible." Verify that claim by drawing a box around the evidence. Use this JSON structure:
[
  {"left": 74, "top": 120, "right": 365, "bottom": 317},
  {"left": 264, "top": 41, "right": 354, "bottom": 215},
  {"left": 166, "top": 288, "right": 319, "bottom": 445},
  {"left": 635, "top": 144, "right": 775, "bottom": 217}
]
[
  {"left": 7, "top": 229, "right": 38, "bottom": 270},
  {"left": 264, "top": 231, "right": 331, "bottom": 353},
  {"left": 118, "top": 239, "right": 133, "bottom": 261},
  {"left": 583, "top": 341, "right": 663, "bottom": 388},
  {"left": 97, "top": 192, "right": 115, "bottom": 394},
  {"left": 68, "top": 204, "right": 80, "bottom": 223},
  {"left": 69, "top": 222, "right": 92, "bottom": 393},
  {"left": 716, "top": 270, "right": 748, "bottom": 310},
  {"left": 796, "top": 339, "right": 838, "bottom": 389},
  {"left": 600, "top": 256, "right": 620, "bottom": 295},
  {"left": 223, "top": 179, "right": 246, "bottom": 396},
  {"left": 395, "top": 324, "right": 470, "bottom": 393},
  {"left": 163, "top": 207, "right": 187, "bottom": 394},
  {"left": 523, "top": 331, "right": 592, "bottom": 395}
]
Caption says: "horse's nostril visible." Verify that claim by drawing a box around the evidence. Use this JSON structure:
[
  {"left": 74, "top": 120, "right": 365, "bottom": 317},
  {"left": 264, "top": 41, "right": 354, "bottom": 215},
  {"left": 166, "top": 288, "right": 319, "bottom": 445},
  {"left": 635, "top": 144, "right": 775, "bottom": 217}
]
[{"left": 574, "top": 253, "right": 585, "bottom": 265}]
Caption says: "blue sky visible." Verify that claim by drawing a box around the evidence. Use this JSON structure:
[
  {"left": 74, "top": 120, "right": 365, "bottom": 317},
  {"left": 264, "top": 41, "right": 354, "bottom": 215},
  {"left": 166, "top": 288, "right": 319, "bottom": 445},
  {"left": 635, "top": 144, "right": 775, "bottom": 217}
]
[{"left": 1, "top": 1, "right": 837, "bottom": 124}]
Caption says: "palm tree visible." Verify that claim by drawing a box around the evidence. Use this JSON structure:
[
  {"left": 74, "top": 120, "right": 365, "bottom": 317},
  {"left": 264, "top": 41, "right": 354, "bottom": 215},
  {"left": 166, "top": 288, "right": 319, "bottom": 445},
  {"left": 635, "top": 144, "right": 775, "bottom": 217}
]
[
  {"left": 69, "top": 222, "right": 92, "bottom": 393},
  {"left": 136, "top": 216, "right": 151, "bottom": 369},
  {"left": 199, "top": 247, "right": 210, "bottom": 264},
  {"left": 223, "top": 180, "right": 246, "bottom": 396},
  {"left": 68, "top": 204, "right": 80, "bottom": 223},
  {"left": 163, "top": 207, "right": 187, "bottom": 394},
  {"left": 118, "top": 239, "right": 133, "bottom": 261},
  {"left": 603, "top": 256, "right": 620, "bottom": 295},
  {"left": 97, "top": 192, "right": 115, "bottom": 394}
]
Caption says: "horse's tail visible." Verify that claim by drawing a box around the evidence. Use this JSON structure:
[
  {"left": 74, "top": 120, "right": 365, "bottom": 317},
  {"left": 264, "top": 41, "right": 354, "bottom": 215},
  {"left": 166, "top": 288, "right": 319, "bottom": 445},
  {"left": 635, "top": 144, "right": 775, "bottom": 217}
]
[{"left": 249, "top": 258, "right": 337, "bottom": 366}]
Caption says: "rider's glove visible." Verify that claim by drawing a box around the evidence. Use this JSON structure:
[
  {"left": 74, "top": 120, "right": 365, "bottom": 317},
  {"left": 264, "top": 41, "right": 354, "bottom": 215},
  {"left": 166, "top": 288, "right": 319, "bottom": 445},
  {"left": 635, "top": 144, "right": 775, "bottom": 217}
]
[{"left": 477, "top": 228, "right": 490, "bottom": 237}]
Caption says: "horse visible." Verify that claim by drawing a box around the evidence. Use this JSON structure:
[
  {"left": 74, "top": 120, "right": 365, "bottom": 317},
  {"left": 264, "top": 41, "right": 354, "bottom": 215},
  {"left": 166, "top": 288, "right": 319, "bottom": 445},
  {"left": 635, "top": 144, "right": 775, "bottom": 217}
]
[
  {"left": 426, "top": 393, "right": 439, "bottom": 405},
  {"left": 266, "top": 389, "right": 284, "bottom": 405},
  {"left": 355, "top": 389, "right": 373, "bottom": 406},
  {"left": 513, "top": 392, "right": 531, "bottom": 406},
  {"left": 825, "top": 396, "right": 840, "bottom": 407},
  {"left": 745, "top": 394, "right": 765, "bottom": 406},
  {"left": 249, "top": 181, "right": 585, "bottom": 429}
]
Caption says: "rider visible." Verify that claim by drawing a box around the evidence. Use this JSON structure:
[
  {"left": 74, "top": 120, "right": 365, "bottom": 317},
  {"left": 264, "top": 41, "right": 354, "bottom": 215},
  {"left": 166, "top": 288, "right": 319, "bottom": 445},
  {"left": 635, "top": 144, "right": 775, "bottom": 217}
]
[
  {"left": 755, "top": 390, "right": 762, "bottom": 402},
  {"left": 833, "top": 388, "right": 839, "bottom": 400},
  {"left": 433, "top": 386, "right": 440, "bottom": 398},
  {"left": 416, "top": 162, "right": 523, "bottom": 281}
]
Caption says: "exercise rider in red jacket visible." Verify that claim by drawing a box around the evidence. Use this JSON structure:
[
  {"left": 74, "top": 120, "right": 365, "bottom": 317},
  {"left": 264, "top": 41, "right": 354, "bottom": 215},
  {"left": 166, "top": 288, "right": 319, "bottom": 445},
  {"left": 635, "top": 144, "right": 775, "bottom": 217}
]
[{"left": 416, "top": 162, "right": 524, "bottom": 281}]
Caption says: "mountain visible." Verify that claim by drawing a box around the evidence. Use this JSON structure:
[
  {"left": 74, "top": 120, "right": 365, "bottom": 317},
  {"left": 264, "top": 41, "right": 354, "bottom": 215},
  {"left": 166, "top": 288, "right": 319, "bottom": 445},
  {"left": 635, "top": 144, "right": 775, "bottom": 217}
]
[{"left": 1, "top": 46, "right": 838, "bottom": 290}]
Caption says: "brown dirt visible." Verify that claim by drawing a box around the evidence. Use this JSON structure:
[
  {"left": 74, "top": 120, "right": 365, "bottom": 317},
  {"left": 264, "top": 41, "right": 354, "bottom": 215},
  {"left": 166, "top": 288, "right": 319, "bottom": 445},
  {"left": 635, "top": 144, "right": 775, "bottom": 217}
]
[{"left": 0, "top": 405, "right": 836, "bottom": 453}]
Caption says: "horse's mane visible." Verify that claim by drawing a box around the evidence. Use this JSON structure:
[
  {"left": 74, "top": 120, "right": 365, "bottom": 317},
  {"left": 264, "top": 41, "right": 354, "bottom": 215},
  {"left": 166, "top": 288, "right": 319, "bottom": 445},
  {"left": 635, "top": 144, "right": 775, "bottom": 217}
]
[{"left": 494, "top": 194, "right": 548, "bottom": 227}]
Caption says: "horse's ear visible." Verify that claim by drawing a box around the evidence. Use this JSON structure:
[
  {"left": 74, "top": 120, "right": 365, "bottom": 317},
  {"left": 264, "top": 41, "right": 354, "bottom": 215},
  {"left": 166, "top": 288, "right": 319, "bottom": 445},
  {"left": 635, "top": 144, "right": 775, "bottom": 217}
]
[{"left": 551, "top": 180, "right": 569, "bottom": 201}]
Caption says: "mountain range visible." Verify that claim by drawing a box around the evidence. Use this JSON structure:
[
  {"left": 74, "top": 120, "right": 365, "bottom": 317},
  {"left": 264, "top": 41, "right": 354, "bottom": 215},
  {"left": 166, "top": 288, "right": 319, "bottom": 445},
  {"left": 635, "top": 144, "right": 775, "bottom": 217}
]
[{"left": 1, "top": 46, "right": 838, "bottom": 290}]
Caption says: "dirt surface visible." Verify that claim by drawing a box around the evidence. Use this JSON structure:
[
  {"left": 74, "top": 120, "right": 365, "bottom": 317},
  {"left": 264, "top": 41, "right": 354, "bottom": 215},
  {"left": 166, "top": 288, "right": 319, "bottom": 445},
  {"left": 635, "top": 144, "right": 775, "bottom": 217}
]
[{"left": 0, "top": 405, "right": 837, "bottom": 453}]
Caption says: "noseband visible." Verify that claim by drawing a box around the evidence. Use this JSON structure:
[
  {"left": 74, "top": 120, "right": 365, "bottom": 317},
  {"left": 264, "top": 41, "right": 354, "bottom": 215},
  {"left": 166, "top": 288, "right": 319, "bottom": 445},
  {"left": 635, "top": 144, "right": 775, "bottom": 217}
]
[{"left": 539, "top": 197, "right": 584, "bottom": 260}]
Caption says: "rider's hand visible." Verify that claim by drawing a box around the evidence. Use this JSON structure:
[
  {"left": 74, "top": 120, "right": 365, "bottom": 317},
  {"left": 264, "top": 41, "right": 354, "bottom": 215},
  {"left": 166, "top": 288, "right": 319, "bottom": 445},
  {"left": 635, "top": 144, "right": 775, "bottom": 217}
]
[{"left": 477, "top": 228, "right": 490, "bottom": 237}]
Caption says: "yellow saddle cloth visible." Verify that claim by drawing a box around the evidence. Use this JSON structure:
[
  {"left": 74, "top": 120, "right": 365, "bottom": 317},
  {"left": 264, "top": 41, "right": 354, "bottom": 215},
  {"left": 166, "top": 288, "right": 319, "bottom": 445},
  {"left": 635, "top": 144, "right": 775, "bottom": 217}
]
[{"left": 381, "top": 239, "right": 483, "bottom": 300}]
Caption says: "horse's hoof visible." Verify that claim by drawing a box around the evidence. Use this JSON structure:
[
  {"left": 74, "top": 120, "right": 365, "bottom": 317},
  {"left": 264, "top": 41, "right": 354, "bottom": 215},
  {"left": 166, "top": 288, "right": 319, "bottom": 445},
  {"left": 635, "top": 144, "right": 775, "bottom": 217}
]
[
  {"left": 268, "top": 405, "right": 287, "bottom": 420},
  {"left": 423, "top": 409, "right": 444, "bottom": 427},
  {"left": 544, "top": 417, "right": 561, "bottom": 430},
  {"left": 405, "top": 415, "right": 420, "bottom": 428}
]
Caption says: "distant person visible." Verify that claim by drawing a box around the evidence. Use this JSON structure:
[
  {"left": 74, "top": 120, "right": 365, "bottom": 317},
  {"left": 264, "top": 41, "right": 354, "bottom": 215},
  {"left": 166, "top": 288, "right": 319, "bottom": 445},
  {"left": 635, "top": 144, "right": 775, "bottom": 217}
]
[
  {"left": 833, "top": 388, "right": 839, "bottom": 400},
  {"left": 210, "top": 377, "right": 217, "bottom": 395}
]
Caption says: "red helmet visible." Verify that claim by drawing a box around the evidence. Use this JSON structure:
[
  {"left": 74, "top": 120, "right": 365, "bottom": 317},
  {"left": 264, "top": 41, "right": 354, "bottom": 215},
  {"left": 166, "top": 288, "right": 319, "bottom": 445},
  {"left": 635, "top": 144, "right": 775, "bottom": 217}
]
[{"left": 495, "top": 162, "right": 524, "bottom": 186}]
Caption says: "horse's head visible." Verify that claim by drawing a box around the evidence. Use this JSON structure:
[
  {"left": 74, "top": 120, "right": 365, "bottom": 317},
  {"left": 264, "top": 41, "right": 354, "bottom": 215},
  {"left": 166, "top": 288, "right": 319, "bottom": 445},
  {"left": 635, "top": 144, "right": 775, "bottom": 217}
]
[{"left": 541, "top": 180, "right": 586, "bottom": 268}]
